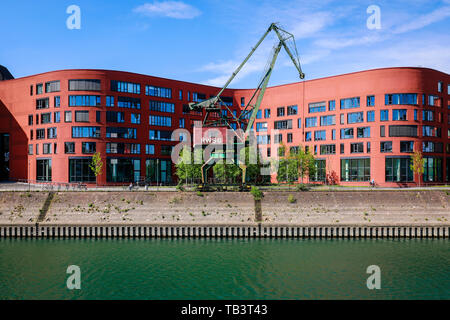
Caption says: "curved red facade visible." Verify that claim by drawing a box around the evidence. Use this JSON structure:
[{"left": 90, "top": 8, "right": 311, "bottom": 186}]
[{"left": 0, "top": 67, "right": 448, "bottom": 186}]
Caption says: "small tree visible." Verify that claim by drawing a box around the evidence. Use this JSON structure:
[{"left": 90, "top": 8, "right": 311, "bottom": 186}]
[
  {"left": 175, "top": 147, "right": 202, "bottom": 185},
  {"left": 89, "top": 152, "right": 103, "bottom": 187},
  {"left": 410, "top": 150, "right": 424, "bottom": 187},
  {"left": 293, "top": 146, "right": 316, "bottom": 184}
]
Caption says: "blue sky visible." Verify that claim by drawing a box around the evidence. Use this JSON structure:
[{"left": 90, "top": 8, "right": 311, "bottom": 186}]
[{"left": 1, "top": 0, "right": 449, "bottom": 88}]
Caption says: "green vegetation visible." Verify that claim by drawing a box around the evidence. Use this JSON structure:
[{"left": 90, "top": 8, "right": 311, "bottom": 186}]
[
  {"left": 287, "top": 194, "right": 296, "bottom": 203},
  {"left": 276, "top": 144, "right": 316, "bottom": 184},
  {"left": 410, "top": 150, "right": 424, "bottom": 187},
  {"left": 250, "top": 186, "right": 263, "bottom": 201},
  {"left": 89, "top": 152, "right": 103, "bottom": 186}
]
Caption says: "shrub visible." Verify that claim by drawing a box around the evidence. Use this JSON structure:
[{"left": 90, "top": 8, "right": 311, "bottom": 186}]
[
  {"left": 288, "top": 194, "right": 296, "bottom": 203},
  {"left": 196, "top": 191, "right": 204, "bottom": 197},
  {"left": 176, "top": 184, "right": 185, "bottom": 192},
  {"left": 250, "top": 186, "right": 263, "bottom": 201},
  {"left": 296, "top": 184, "right": 310, "bottom": 192}
]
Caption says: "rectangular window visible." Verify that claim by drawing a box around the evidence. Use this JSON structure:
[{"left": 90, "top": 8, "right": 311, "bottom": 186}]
[
  {"left": 305, "top": 117, "right": 317, "bottom": 128},
  {"left": 277, "top": 107, "right": 285, "bottom": 117},
  {"left": 428, "top": 95, "right": 441, "bottom": 107},
  {"left": 438, "top": 81, "right": 443, "bottom": 93},
  {"left": 96, "top": 111, "right": 101, "bottom": 123},
  {"left": 117, "top": 96, "right": 141, "bottom": 109},
  {"left": 41, "top": 113, "right": 51, "bottom": 124},
  {"left": 47, "top": 127, "right": 57, "bottom": 139},
  {"left": 30, "top": 85, "right": 33, "bottom": 96},
  {"left": 297, "top": 118, "right": 301, "bottom": 128},
  {"left": 131, "top": 113, "right": 141, "bottom": 124},
  {"left": 380, "top": 141, "right": 393, "bottom": 153},
  {"left": 414, "top": 109, "right": 418, "bottom": 121},
  {"left": 274, "top": 120, "right": 292, "bottom": 130},
  {"left": 82, "top": 142, "right": 96, "bottom": 154},
  {"left": 72, "top": 126, "right": 101, "bottom": 138},
  {"left": 179, "top": 118, "right": 185, "bottom": 128},
  {"left": 256, "top": 135, "right": 271, "bottom": 145},
  {"left": 350, "top": 143, "right": 364, "bottom": 153},
  {"left": 145, "top": 159, "right": 171, "bottom": 183},
  {"left": 340, "top": 128, "right": 354, "bottom": 139},
  {"left": 392, "top": 109, "right": 407, "bottom": 121},
  {"left": 423, "top": 157, "right": 443, "bottom": 182},
  {"left": 145, "top": 85, "right": 172, "bottom": 98},
  {"left": 320, "top": 144, "right": 335, "bottom": 155},
  {"left": 149, "top": 115, "right": 172, "bottom": 127},
  {"left": 106, "top": 127, "right": 136, "bottom": 139},
  {"left": 106, "top": 96, "right": 115, "bottom": 107},
  {"left": 54, "top": 96, "right": 60, "bottom": 108},
  {"left": 36, "top": 84, "right": 43, "bottom": 95},
  {"left": 28, "top": 115, "right": 33, "bottom": 126},
  {"left": 241, "top": 97, "right": 245, "bottom": 107},
  {"left": 385, "top": 158, "right": 414, "bottom": 182},
  {"left": 69, "top": 95, "right": 101, "bottom": 107},
  {"left": 69, "top": 158, "right": 96, "bottom": 182},
  {"left": 149, "top": 100, "right": 174, "bottom": 113},
  {"left": 332, "top": 129, "right": 336, "bottom": 140},
  {"left": 75, "top": 110, "right": 90, "bottom": 123},
  {"left": 161, "top": 145, "right": 173, "bottom": 156},
  {"left": 145, "top": 144, "right": 155, "bottom": 155},
  {"left": 367, "top": 142, "right": 371, "bottom": 153},
  {"left": 380, "top": 125, "right": 385, "bottom": 137},
  {"left": 28, "top": 144, "right": 33, "bottom": 155},
  {"left": 400, "top": 141, "right": 414, "bottom": 153},
  {"left": 389, "top": 125, "right": 418, "bottom": 137},
  {"left": 340, "top": 97, "right": 360, "bottom": 109},
  {"left": 69, "top": 79, "right": 101, "bottom": 91},
  {"left": 340, "top": 158, "right": 370, "bottom": 181},
  {"left": 314, "top": 130, "right": 326, "bottom": 141},
  {"left": 308, "top": 102, "right": 326, "bottom": 113},
  {"left": 366, "top": 95, "right": 375, "bottom": 106},
  {"left": 65, "top": 142, "right": 75, "bottom": 154},
  {"left": 347, "top": 112, "right": 364, "bottom": 124},
  {"left": 149, "top": 130, "right": 173, "bottom": 141},
  {"left": 340, "top": 114, "right": 344, "bottom": 125},
  {"left": 274, "top": 134, "right": 282, "bottom": 144},
  {"left": 385, "top": 93, "right": 417, "bottom": 105},
  {"left": 36, "top": 159, "right": 51, "bottom": 181},
  {"left": 179, "top": 90, "right": 183, "bottom": 100},
  {"left": 287, "top": 105, "right": 298, "bottom": 116},
  {"left": 305, "top": 132, "right": 312, "bottom": 141},
  {"left": 287, "top": 133, "right": 293, "bottom": 143},
  {"left": 367, "top": 111, "right": 375, "bottom": 122},
  {"left": 256, "top": 122, "right": 268, "bottom": 132},
  {"left": 320, "top": 115, "right": 335, "bottom": 126},
  {"left": 106, "top": 111, "right": 124, "bottom": 123},
  {"left": 36, "top": 129, "right": 45, "bottom": 140},
  {"left": 110, "top": 80, "right": 140, "bottom": 94},
  {"left": 380, "top": 110, "right": 389, "bottom": 121},
  {"left": 264, "top": 109, "right": 271, "bottom": 118},
  {"left": 65, "top": 111, "right": 72, "bottom": 122},
  {"left": 328, "top": 100, "right": 335, "bottom": 111},
  {"left": 45, "top": 81, "right": 60, "bottom": 93},
  {"left": 107, "top": 158, "right": 141, "bottom": 183},
  {"left": 192, "top": 92, "right": 206, "bottom": 102},
  {"left": 357, "top": 127, "right": 370, "bottom": 138},
  {"left": 43, "top": 143, "right": 52, "bottom": 154},
  {"left": 422, "top": 110, "right": 434, "bottom": 121},
  {"left": 36, "top": 98, "right": 49, "bottom": 109},
  {"left": 340, "top": 143, "right": 344, "bottom": 154}
]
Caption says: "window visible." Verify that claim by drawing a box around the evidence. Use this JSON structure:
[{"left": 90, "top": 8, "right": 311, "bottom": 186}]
[
  {"left": 274, "top": 134, "right": 282, "bottom": 143},
  {"left": 41, "top": 113, "right": 51, "bottom": 124},
  {"left": 36, "top": 129, "right": 45, "bottom": 140},
  {"left": 256, "top": 122, "right": 267, "bottom": 132},
  {"left": 340, "top": 114, "right": 344, "bottom": 125},
  {"left": 328, "top": 100, "right": 335, "bottom": 111},
  {"left": 117, "top": 96, "right": 141, "bottom": 109},
  {"left": 314, "top": 130, "right": 326, "bottom": 141},
  {"left": 422, "top": 110, "right": 434, "bottom": 121},
  {"left": 422, "top": 141, "right": 434, "bottom": 153},
  {"left": 347, "top": 112, "right": 364, "bottom": 124},
  {"left": 106, "top": 127, "right": 136, "bottom": 139},
  {"left": 72, "top": 126, "right": 101, "bottom": 138},
  {"left": 380, "top": 125, "right": 385, "bottom": 137},
  {"left": 36, "top": 115, "right": 39, "bottom": 125},
  {"left": 438, "top": 81, "right": 443, "bottom": 93},
  {"left": 414, "top": 109, "right": 418, "bottom": 121},
  {"left": 340, "top": 128, "right": 354, "bottom": 139},
  {"left": 392, "top": 109, "right": 407, "bottom": 121},
  {"left": 69, "top": 158, "right": 96, "bottom": 182},
  {"left": 305, "top": 132, "right": 312, "bottom": 141},
  {"left": 422, "top": 125, "right": 440, "bottom": 137},
  {"left": 36, "top": 159, "right": 51, "bottom": 181},
  {"left": 287, "top": 133, "right": 293, "bottom": 143},
  {"left": 149, "top": 115, "right": 172, "bottom": 127},
  {"left": 179, "top": 118, "right": 185, "bottom": 128},
  {"left": 340, "top": 97, "right": 360, "bottom": 109},
  {"left": 256, "top": 135, "right": 271, "bottom": 145},
  {"left": 54, "top": 96, "right": 60, "bottom": 108},
  {"left": 43, "top": 143, "right": 52, "bottom": 154},
  {"left": 149, "top": 100, "right": 174, "bottom": 113},
  {"left": 385, "top": 93, "right": 417, "bottom": 105},
  {"left": 145, "top": 85, "right": 172, "bottom": 98},
  {"left": 179, "top": 90, "right": 183, "bottom": 100},
  {"left": 380, "top": 110, "right": 389, "bottom": 121},
  {"left": 256, "top": 110, "right": 261, "bottom": 119},
  {"left": 47, "top": 127, "right": 57, "bottom": 139},
  {"left": 357, "top": 127, "right": 370, "bottom": 138},
  {"left": 389, "top": 125, "right": 418, "bottom": 137},
  {"left": 96, "top": 111, "right": 101, "bottom": 123},
  {"left": 192, "top": 92, "right": 206, "bottom": 102},
  {"left": 287, "top": 105, "right": 298, "bottom": 116},
  {"left": 65, "top": 142, "right": 75, "bottom": 154},
  {"left": 107, "top": 158, "right": 141, "bottom": 183},
  {"left": 274, "top": 120, "right": 292, "bottom": 130},
  {"left": 305, "top": 117, "right": 317, "bottom": 128},
  {"left": 320, "top": 144, "right": 335, "bottom": 155},
  {"left": 161, "top": 145, "right": 173, "bottom": 156},
  {"left": 145, "top": 144, "right": 155, "bottom": 155},
  {"left": 106, "top": 96, "right": 114, "bottom": 107},
  {"left": 75, "top": 111, "right": 90, "bottom": 122},
  {"left": 297, "top": 118, "right": 301, "bottom": 128},
  {"left": 65, "top": 111, "right": 72, "bottom": 122},
  {"left": 45, "top": 81, "right": 60, "bottom": 93},
  {"left": 69, "top": 79, "right": 101, "bottom": 91},
  {"left": 53, "top": 143, "right": 57, "bottom": 154},
  {"left": 350, "top": 143, "right": 364, "bottom": 153},
  {"left": 69, "top": 95, "right": 101, "bottom": 107},
  {"left": 110, "top": 80, "right": 140, "bottom": 94},
  {"left": 400, "top": 141, "right": 414, "bottom": 153},
  {"left": 30, "top": 85, "right": 33, "bottom": 96},
  {"left": 380, "top": 141, "right": 392, "bottom": 153},
  {"left": 340, "top": 143, "right": 344, "bottom": 154},
  {"left": 36, "top": 84, "right": 43, "bottom": 95},
  {"left": 332, "top": 129, "right": 336, "bottom": 140},
  {"left": 36, "top": 98, "right": 49, "bottom": 109},
  {"left": 28, "top": 144, "right": 33, "bottom": 155},
  {"left": 366, "top": 95, "right": 375, "bottom": 106},
  {"left": 264, "top": 109, "right": 271, "bottom": 118},
  {"left": 82, "top": 142, "right": 96, "bottom": 154},
  {"left": 385, "top": 158, "right": 413, "bottom": 182},
  {"left": 131, "top": 113, "right": 141, "bottom": 124},
  {"left": 149, "top": 130, "right": 173, "bottom": 141},
  {"left": 145, "top": 159, "right": 171, "bottom": 183},
  {"left": 367, "top": 111, "right": 375, "bottom": 122},
  {"left": 277, "top": 107, "right": 285, "bottom": 117},
  {"left": 240, "top": 97, "right": 245, "bottom": 107},
  {"left": 320, "top": 115, "right": 335, "bottom": 126},
  {"left": 106, "top": 111, "right": 124, "bottom": 123},
  {"left": 28, "top": 115, "right": 33, "bottom": 126},
  {"left": 423, "top": 157, "right": 443, "bottom": 182},
  {"left": 341, "top": 158, "right": 370, "bottom": 181},
  {"left": 367, "top": 142, "right": 371, "bottom": 153},
  {"left": 308, "top": 102, "right": 326, "bottom": 113},
  {"left": 35, "top": 144, "right": 39, "bottom": 154}
]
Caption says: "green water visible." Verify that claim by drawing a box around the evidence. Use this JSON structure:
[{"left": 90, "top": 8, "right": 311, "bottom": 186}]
[{"left": 0, "top": 238, "right": 448, "bottom": 300}]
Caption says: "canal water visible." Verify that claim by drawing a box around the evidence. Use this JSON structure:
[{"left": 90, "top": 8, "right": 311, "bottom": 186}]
[{"left": 0, "top": 238, "right": 448, "bottom": 299}]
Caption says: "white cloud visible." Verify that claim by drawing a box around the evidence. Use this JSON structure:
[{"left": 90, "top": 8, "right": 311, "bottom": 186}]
[
  {"left": 289, "top": 12, "right": 334, "bottom": 39},
  {"left": 393, "top": 6, "right": 450, "bottom": 34},
  {"left": 133, "top": 1, "right": 201, "bottom": 19}
]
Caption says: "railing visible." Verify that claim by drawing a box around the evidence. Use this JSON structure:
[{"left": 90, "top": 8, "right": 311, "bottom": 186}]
[{"left": 15, "top": 179, "right": 87, "bottom": 191}]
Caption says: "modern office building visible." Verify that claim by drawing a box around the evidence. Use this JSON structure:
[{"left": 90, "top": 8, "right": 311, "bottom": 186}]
[{"left": 0, "top": 66, "right": 448, "bottom": 186}]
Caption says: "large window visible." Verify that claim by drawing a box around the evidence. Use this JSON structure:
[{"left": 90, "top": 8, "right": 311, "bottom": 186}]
[
  {"left": 389, "top": 125, "right": 418, "bottom": 137},
  {"left": 107, "top": 158, "right": 141, "bottom": 182},
  {"left": 36, "top": 98, "right": 49, "bottom": 109},
  {"left": 149, "top": 100, "right": 174, "bottom": 113},
  {"left": 380, "top": 110, "right": 389, "bottom": 121},
  {"left": 106, "top": 111, "right": 124, "bottom": 123},
  {"left": 82, "top": 142, "right": 96, "bottom": 154},
  {"left": 314, "top": 130, "right": 326, "bottom": 141},
  {"left": 305, "top": 117, "right": 317, "bottom": 128},
  {"left": 145, "top": 159, "right": 172, "bottom": 183},
  {"left": 256, "top": 122, "right": 267, "bottom": 132},
  {"left": 145, "top": 85, "right": 172, "bottom": 98},
  {"left": 350, "top": 143, "right": 364, "bottom": 153},
  {"left": 69, "top": 95, "right": 101, "bottom": 107},
  {"left": 367, "top": 111, "right": 375, "bottom": 122},
  {"left": 149, "top": 115, "right": 172, "bottom": 127},
  {"left": 41, "top": 113, "right": 51, "bottom": 124},
  {"left": 347, "top": 112, "right": 364, "bottom": 124},
  {"left": 118, "top": 96, "right": 141, "bottom": 109},
  {"left": 308, "top": 102, "right": 326, "bottom": 113},
  {"left": 340, "top": 128, "right": 354, "bottom": 139},
  {"left": 366, "top": 95, "right": 375, "bottom": 106},
  {"left": 340, "top": 97, "right": 360, "bottom": 109},
  {"left": 256, "top": 135, "right": 270, "bottom": 145},
  {"left": 72, "top": 126, "right": 100, "bottom": 138},
  {"left": 423, "top": 157, "right": 443, "bottom": 182},
  {"left": 45, "top": 81, "right": 60, "bottom": 93},
  {"left": 392, "top": 109, "right": 407, "bottom": 121},
  {"left": 65, "top": 142, "right": 75, "bottom": 154},
  {"left": 36, "top": 159, "right": 52, "bottom": 181},
  {"left": 385, "top": 93, "right": 417, "bottom": 105},
  {"left": 106, "top": 143, "right": 140, "bottom": 154},
  {"left": 341, "top": 158, "right": 370, "bottom": 182},
  {"left": 357, "top": 127, "right": 370, "bottom": 138},
  {"left": 277, "top": 107, "right": 285, "bottom": 117},
  {"left": 149, "top": 130, "right": 173, "bottom": 141},
  {"left": 287, "top": 105, "right": 298, "bottom": 115},
  {"left": 380, "top": 141, "right": 392, "bottom": 153},
  {"left": 69, "top": 158, "right": 96, "bottom": 182},
  {"left": 131, "top": 113, "right": 141, "bottom": 124},
  {"left": 106, "top": 127, "right": 136, "bottom": 139},
  {"left": 400, "top": 141, "right": 414, "bottom": 153},
  {"left": 422, "top": 125, "right": 440, "bottom": 137},
  {"left": 274, "top": 120, "right": 292, "bottom": 130},
  {"left": 320, "top": 115, "right": 335, "bottom": 126},
  {"left": 385, "top": 158, "right": 413, "bottom": 182},
  {"left": 75, "top": 111, "right": 90, "bottom": 122},
  {"left": 320, "top": 145, "right": 335, "bottom": 155},
  {"left": 69, "top": 79, "right": 100, "bottom": 91},
  {"left": 422, "top": 110, "right": 434, "bottom": 121},
  {"left": 310, "top": 159, "right": 326, "bottom": 182},
  {"left": 111, "top": 80, "right": 140, "bottom": 94}
]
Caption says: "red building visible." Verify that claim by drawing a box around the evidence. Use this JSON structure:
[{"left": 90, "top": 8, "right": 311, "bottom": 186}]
[{"left": 0, "top": 66, "right": 448, "bottom": 187}]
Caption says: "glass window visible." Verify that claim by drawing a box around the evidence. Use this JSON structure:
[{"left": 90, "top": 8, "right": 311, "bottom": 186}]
[
  {"left": 340, "top": 158, "right": 370, "bottom": 181},
  {"left": 389, "top": 125, "right": 418, "bottom": 137},
  {"left": 131, "top": 113, "right": 141, "bottom": 124},
  {"left": 145, "top": 144, "right": 155, "bottom": 155},
  {"left": 82, "top": 142, "right": 96, "bottom": 154},
  {"left": 385, "top": 158, "right": 413, "bottom": 182},
  {"left": 305, "top": 132, "right": 312, "bottom": 141},
  {"left": 149, "top": 115, "right": 172, "bottom": 127},
  {"left": 69, "top": 158, "right": 96, "bottom": 182},
  {"left": 256, "top": 122, "right": 268, "bottom": 132},
  {"left": 45, "top": 80, "right": 61, "bottom": 93},
  {"left": 305, "top": 117, "right": 317, "bottom": 128},
  {"left": 36, "top": 159, "right": 51, "bottom": 181},
  {"left": 264, "top": 109, "right": 271, "bottom": 118},
  {"left": 110, "top": 80, "right": 140, "bottom": 94},
  {"left": 72, "top": 126, "right": 101, "bottom": 138},
  {"left": 277, "top": 107, "right": 285, "bottom": 117},
  {"left": 106, "top": 127, "right": 136, "bottom": 139},
  {"left": 145, "top": 85, "right": 172, "bottom": 98},
  {"left": 287, "top": 105, "right": 298, "bottom": 115},
  {"left": 380, "top": 110, "right": 389, "bottom": 121},
  {"left": 320, "top": 145, "right": 335, "bottom": 155},
  {"left": 328, "top": 100, "right": 335, "bottom": 111},
  {"left": 69, "top": 79, "right": 101, "bottom": 91},
  {"left": 423, "top": 157, "right": 443, "bottom": 182},
  {"left": 385, "top": 93, "right": 417, "bottom": 105},
  {"left": 107, "top": 158, "right": 141, "bottom": 183},
  {"left": 392, "top": 109, "right": 407, "bottom": 121},
  {"left": 340, "top": 128, "right": 354, "bottom": 139},
  {"left": 65, "top": 111, "right": 72, "bottom": 122},
  {"left": 75, "top": 111, "right": 90, "bottom": 122},
  {"left": 69, "top": 95, "right": 101, "bottom": 107},
  {"left": 308, "top": 102, "right": 326, "bottom": 113},
  {"left": 36, "top": 98, "right": 49, "bottom": 109},
  {"left": 357, "top": 127, "right": 370, "bottom": 138},
  {"left": 347, "top": 112, "right": 363, "bottom": 124},
  {"left": 145, "top": 159, "right": 172, "bottom": 183},
  {"left": 320, "top": 115, "right": 335, "bottom": 126},
  {"left": 350, "top": 143, "right": 364, "bottom": 153},
  {"left": 36, "top": 84, "right": 43, "bottom": 95},
  {"left": 366, "top": 95, "right": 375, "bottom": 106},
  {"left": 314, "top": 130, "right": 326, "bottom": 141},
  {"left": 380, "top": 141, "right": 392, "bottom": 153},
  {"left": 41, "top": 113, "right": 51, "bottom": 124},
  {"left": 65, "top": 142, "right": 75, "bottom": 154},
  {"left": 54, "top": 112, "right": 60, "bottom": 123},
  {"left": 367, "top": 111, "right": 375, "bottom": 122},
  {"left": 54, "top": 96, "right": 60, "bottom": 108},
  {"left": 106, "top": 96, "right": 115, "bottom": 107},
  {"left": 274, "top": 120, "right": 292, "bottom": 130},
  {"left": 149, "top": 100, "right": 174, "bottom": 113},
  {"left": 340, "top": 97, "right": 360, "bottom": 109},
  {"left": 400, "top": 141, "right": 414, "bottom": 153}
]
